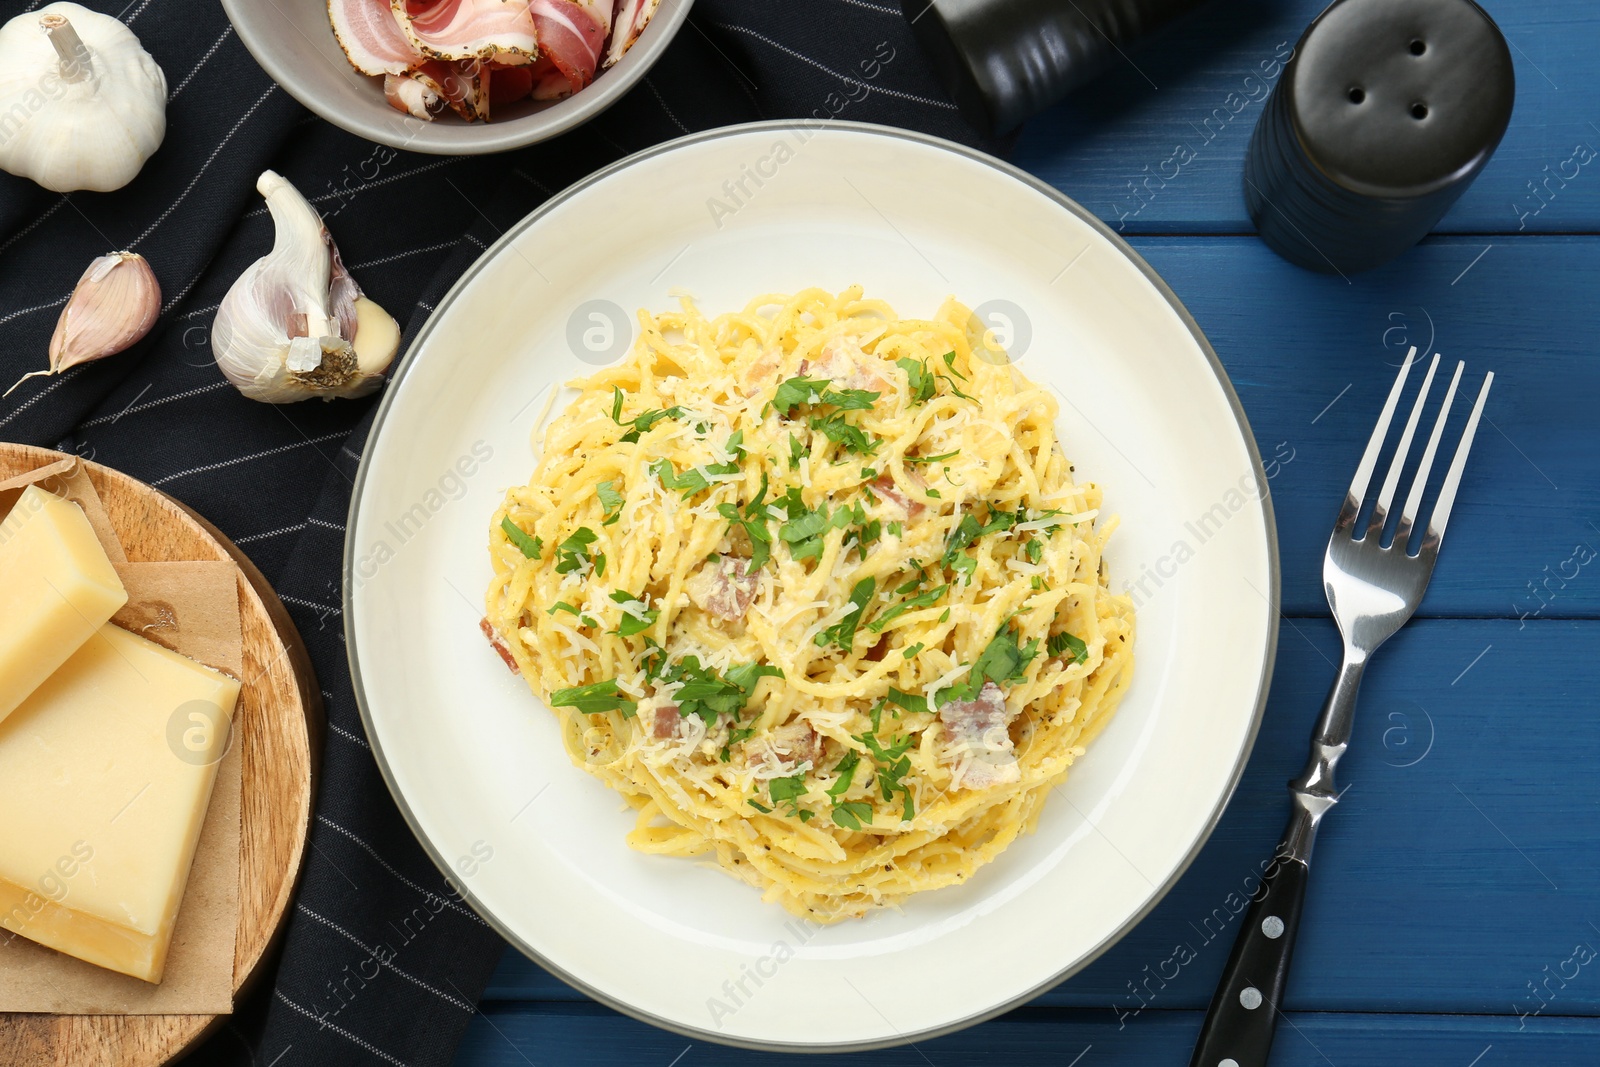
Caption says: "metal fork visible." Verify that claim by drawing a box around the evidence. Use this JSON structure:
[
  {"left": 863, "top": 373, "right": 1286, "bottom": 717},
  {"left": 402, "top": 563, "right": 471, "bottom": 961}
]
[{"left": 1189, "top": 348, "right": 1494, "bottom": 1067}]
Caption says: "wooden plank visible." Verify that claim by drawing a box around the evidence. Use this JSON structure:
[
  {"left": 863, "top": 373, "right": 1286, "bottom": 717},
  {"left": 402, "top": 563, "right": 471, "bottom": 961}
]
[
  {"left": 1011, "top": 0, "right": 1600, "bottom": 235},
  {"left": 1128, "top": 234, "right": 1600, "bottom": 618},
  {"left": 454, "top": 1005, "right": 1600, "bottom": 1066},
  {"left": 481, "top": 618, "right": 1600, "bottom": 1016}
]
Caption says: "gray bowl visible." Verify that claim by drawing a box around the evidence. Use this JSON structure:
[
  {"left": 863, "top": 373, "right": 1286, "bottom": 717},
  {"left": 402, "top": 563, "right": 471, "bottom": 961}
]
[{"left": 221, "top": 0, "right": 693, "bottom": 154}]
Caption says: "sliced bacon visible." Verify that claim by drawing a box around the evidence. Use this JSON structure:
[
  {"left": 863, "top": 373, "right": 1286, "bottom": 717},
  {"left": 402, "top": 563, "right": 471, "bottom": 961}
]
[
  {"left": 938, "top": 682, "right": 1020, "bottom": 789},
  {"left": 385, "top": 72, "right": 442, "bottom": 118},
  {"left": 686, "top": 556, "right": 760, "bottom": 622},
  {"left": 527, "top": 54, "right": 575, "bottom": 100},
  {"left": 411, "top": 58, "right": 489, "bottom": 120},
  {"left": 872, "top": 474, "right": 925, "bottom": 519},
  {"left": 529, "top": 0, "right": 607, "bottom": 93},
  {"left": 331, "top": 0, "right": 423, "bottom": 76},
  {"left": 479, "top": 617, "right": 519, "bottom": 673},
  {"left": 396, "top": 0, "right": 538, "bottom": 62},
  {"left": 603, "top": 0, "right": 659, "bottom": 68},
  {"left": 487, "top": 62, "right": 535, "bottom": 105}
]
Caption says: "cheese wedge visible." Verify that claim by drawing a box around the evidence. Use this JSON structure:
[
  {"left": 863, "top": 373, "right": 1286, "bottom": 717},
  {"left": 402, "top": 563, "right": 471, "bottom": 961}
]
[
  {"left": 0, "top": 623, "right": 240, "bottom": 983},
  {"left": 0, "top": 485, "right": 127, "bottom": 723}
]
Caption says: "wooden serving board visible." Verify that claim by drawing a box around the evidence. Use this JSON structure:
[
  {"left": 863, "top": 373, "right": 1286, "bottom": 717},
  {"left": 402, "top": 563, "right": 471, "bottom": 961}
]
[{"left": 0, "top": 444, "right": 323, "bottom": 1067}]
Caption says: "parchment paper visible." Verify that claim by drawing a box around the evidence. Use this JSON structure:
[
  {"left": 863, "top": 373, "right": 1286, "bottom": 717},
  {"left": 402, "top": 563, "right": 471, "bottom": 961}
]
[{"left": 0, "top": 458, "right": 241, "bottom": 1014}]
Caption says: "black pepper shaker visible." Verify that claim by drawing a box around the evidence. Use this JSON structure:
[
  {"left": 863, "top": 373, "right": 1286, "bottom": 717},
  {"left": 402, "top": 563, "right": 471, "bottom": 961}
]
[
  {"left": 901, "top": 0, "right": 1213, "bottom": 136},
  {"left": 1243, "top": 0, "right": 1515, "bottom": 274}
]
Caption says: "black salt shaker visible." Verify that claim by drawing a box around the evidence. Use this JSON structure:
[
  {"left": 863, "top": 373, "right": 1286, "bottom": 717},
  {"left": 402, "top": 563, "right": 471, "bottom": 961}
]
[
  {"left": 1244, "top": 0, "right": 1514, "bottom": 274},
  {"left": 902, "top": 0, "right": 1211, "bottom": 136}
]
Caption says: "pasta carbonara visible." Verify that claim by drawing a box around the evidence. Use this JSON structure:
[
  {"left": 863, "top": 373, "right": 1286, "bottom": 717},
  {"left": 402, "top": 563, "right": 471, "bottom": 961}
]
[{"left": 485, "top": 286, "right": 1134, "bottom": 921}]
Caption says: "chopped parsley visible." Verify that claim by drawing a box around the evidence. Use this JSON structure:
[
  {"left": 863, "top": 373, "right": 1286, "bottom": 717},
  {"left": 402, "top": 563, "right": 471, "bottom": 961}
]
[
  {"left": 778, "top": 488, "right": 831, "bottom": 562},
  {"left": 855, "top": 729, "right": 917, "bottom": 821},
  {"left": 716, "top": 471, "right": 774, "bottom": 569},
  {"left": 608, "top": 589, "right": 658, "bottom": 637},
  {"left": 886, "top": 687, "right": 928, "bottom": 714},
  {"left": 868, "top": 583, "right": 950, "bottom": 633},
  {"left": 902, "top": 641, "right": 925, "bottom": 659},
  {"left": 940, "top": 625, "right": 1040, "bottom": 706},
  {"left": 1048, "top": 631, "right": 1090, "bottom": 665},
  {"left": 825, "top": 751, "right": 860, "bottom": 798},
  {"left": 611, "top": 387, "right": 687, "bottom": 444},
  {"left": 646, "top": 653, "right": 782, "bottom": 727},
  {"left": 770, "top": 376, "right": 879, "bottom": 416},
  {"left": 832, "top": 801, "right": 874, "bottom": 831},
  {"left": 549, "top": 679, "right": 636, "bottom": 717},
  {"left": 597, "top": 480, "right": 624, "bottom": 525},
  {"left": 1025, "top": 538, "right": 1044, "bottom": 564},
  {"left": 788, "top": 432, "right": 805, "bottom": 471},
  {"left": 903, "top": 450, "right": 960, "bottom": 465},
  {"left": 554, "top": 527, "right": 602, "bottom": 577},
  {"left": 897, "top": 357, "right": 936, "bottom": 404},
  {"left": 809, "top": 411, "right": 879, "bottom": 456},
  {"left": 767, "top": 773, "right": 810, "bottom": 819},
  {"left": 547, "top": 601, "right": 598, "bottom": 627},
  {"left": 816, "top": 577, "right": 875, "bottom": 651},
  {"left": 500, "top": 517, "right": 542, "bottom": 559}
]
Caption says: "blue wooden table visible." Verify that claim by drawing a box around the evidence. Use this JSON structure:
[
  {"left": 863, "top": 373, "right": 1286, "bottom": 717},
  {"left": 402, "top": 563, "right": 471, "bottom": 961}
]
[{"left": 455, "top": 2, "right": 1600, "bottom": 1063}]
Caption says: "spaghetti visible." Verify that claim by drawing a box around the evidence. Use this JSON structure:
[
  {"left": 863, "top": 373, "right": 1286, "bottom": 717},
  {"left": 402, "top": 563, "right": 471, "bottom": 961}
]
[{"left": 486, "top": 286, "right": 1135, "bottom": 920}]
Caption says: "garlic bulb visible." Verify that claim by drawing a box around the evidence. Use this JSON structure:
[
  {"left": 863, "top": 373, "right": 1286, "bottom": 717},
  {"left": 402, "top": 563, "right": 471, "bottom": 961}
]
[
  {"left": 0, "top": 4, "right": 167, "bottom": 193},
  {"left": 213, "top": 170, "right": 400, "bottom": 404},
  {"left": 5, "top": 251, "right": 159, "bottom": 397}
]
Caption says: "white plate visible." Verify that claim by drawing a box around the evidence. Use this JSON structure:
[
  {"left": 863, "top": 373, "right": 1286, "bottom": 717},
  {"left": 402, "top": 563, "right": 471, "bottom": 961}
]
[{"left": 344, "top": 122, "right": 1279, "bottom": 1051}]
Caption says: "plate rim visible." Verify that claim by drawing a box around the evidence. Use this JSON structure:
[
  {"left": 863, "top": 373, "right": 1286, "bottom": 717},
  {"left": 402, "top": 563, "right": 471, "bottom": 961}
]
[{"left": 342, "top": 119, "right": 1282, "bottom": 1051}]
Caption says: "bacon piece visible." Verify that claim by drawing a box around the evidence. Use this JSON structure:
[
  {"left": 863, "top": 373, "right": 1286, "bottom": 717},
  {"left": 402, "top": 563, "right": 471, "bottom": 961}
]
[
  {"left": 529, "top": 0, "right": 608, "bottom": 93},
  {"left": 603, "top": 0, "right": 660, "bottom": 68},
  {"left": 411, "top": 58, "right": 488, "bottom": 120},
  {"left": 527, "top": 54, "right": 575, "bottom": 100},
  {"left": 487, "top": 62, "right": 535, "bottom": 105},
  {"left": 479, "top": 617, "right": 520, "bottom": 673},
  {"left": 741, "top": 347, "right": 783, "bottom": 398},
  {"left": 385, "top": 72, "right": 442, "bottom": 118},
  {"left": 938, "top": 682, "right": 1020, "bottom": 789},
  {"left": 806, "top": 336, "right": 892, "bottom": 394},
  {"left": 751, "top": 721, "right": 824, "bottom": 774},
  {"left": 650, "top": 701, "right": 681, "bottom": 739},
  {"left": 331, "top": 0, "right": 422, "bottom": 75},
  {"left": 686, "top": 556, "right": 759, "bottom": 622},
  {"left": 864, "top": 634, "right": 890, "bottom": 662},
  {"left": 396, "top": 0, "right": 538, "bottom": 62},
  {"left": 871, "top": 473, "right": 925, "bottom": 519}
]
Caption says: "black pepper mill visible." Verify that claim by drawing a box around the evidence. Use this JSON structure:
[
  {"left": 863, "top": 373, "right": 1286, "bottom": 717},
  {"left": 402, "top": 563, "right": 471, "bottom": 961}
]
[
  {"left": 1243, "top": 0, "right": 1515, "bottom": 274},
  {"left": 901, "top": 0, "right": 1213, "bottom": 136}
]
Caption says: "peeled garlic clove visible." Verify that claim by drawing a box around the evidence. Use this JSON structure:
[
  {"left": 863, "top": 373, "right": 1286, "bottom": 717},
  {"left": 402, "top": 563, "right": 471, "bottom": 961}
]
[
  {"left": 352, "top": 296, "right": 400, "bottom": 373},
  {"left": 4, "top": 251, "right": 158, "bottom": 397},
  {"left": 213, "top": 170, "right": 398, "bottom": 404}
]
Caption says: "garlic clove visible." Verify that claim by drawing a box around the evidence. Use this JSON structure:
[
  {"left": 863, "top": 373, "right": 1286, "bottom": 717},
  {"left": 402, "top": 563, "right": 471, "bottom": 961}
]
[
  {"left": 213, "top": 170, "right": 399, "bottom": 404},
  {"left": 352, "top": 296, "right": 400, "bottom": 374},
  {"left": 5, "top": 251, "right": 158, "bottom": 396}
]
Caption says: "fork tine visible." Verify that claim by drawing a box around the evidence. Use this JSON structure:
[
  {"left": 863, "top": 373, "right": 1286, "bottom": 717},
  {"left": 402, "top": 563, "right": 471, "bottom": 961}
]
[
  {"left": 1425, "top": 371, "right": 1494, "bottom": 547},
  {"left": 1395, "top": 360, "right": 1464, "bottom": 547},
  {"left": 1338, "top": 347, "right": 1418, "bottom": 533},
  {"left": 1368, "top": 352, "right": 1440, "bottom": 541}
]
